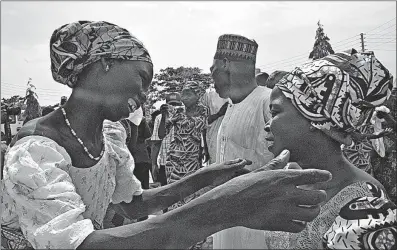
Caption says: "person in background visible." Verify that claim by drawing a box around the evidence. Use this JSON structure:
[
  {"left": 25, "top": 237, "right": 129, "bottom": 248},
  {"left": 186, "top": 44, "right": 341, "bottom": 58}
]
[
  {"left": 210, "top": 34, "right": 274, "bottom": 249},
  {"left": 149, "top": 109, "right": 161, "bottom": 132},
  {"left": 164, "top": 81, "right": 210, "bottom": 249},
  {"left": 266, "top": 70, "right": 289, "bottom": 89},
  {"left": 263, "top": 49, "right": 396, "bottom": 249},
  {"left": 1, "top": 141, "right": 7, "bottom": 178},
  {"left": 41, "top": 106, "right": 56, "bottom": 116},
  {"left": 200, "top": 89, "right": 229, "bottom": 164},
  {"left": 255, "top": 71, "right": 269, "bottom": 87},
  {"left": 60, "top": 96, "right": 68, "bottom": 106},
  {"left": 131, "top": 111, "right": 152, "bottom": 192},
  {"left": 165, "top": 81, "right": 209, "bottom": 194},
  {"left": 151, "top": 93, "right": 182, "bottom": 190}
]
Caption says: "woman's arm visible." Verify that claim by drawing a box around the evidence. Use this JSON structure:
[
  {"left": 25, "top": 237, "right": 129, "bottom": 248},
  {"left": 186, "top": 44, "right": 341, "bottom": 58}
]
[
  {"left": 115, "top": 164, "right": 214, "bottom": 219},
  {"left": 78, "top": 190, "right": 225, "bottom": 249},
  {"left": 80, "top": 152, "right": 332, "bottom": 249}
]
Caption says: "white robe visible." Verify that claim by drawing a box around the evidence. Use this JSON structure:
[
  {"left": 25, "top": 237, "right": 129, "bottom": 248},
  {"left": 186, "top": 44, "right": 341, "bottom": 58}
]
[{"left": 213, "top": 86, "right": 274, "bottom": 249}]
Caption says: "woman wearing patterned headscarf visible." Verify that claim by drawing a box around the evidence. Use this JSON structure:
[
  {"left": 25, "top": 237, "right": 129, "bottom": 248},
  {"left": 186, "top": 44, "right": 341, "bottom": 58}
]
[
  {"left": 0, "top": 21, "right": 260, "bottom": 249},
  {"left": 263, "top": 49, "right": 396, "bottom": 249}
]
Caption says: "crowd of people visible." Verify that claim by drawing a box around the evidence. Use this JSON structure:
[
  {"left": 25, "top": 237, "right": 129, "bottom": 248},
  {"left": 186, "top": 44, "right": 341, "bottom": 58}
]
[{"left": 1, "top": 21, "right": 396, "bottom": 250}]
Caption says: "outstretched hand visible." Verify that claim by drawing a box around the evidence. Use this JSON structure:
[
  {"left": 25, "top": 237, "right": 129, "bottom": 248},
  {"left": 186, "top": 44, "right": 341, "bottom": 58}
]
[
  {"left": 197, "top": 158, "right": 252, "bottom": 187},
  {"left": 207, "top": 150, "right": 331, "bottom": 233}
]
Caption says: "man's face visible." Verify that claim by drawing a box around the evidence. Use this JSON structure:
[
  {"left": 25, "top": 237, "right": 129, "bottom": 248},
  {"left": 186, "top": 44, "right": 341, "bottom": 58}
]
[{"left": 210, "top": 59, "right": 231, "bottom": 99}]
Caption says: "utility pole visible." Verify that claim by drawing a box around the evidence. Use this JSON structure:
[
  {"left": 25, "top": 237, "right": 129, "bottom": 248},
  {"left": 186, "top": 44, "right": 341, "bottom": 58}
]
[{"left": 360, "top": 33, "right": 365, "bottom": 52}]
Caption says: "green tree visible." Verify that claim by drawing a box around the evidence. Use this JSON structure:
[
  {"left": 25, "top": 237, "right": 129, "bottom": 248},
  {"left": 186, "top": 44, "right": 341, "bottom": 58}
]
[
  {"left": 309, "top": 21, "right": 335, "bottom": 60},
  {"left": 146, "top": 66, "right": 213, "bottom": 109}
]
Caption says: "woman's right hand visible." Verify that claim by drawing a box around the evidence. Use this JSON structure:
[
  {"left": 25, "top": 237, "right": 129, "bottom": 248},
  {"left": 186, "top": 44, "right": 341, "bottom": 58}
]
[{"left": 208, "top": 150, "right": 331, "bottom": 233}]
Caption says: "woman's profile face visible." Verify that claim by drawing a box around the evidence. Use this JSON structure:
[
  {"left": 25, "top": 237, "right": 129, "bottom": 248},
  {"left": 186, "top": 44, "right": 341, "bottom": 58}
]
[
  {"left": 265, "top": 87, "right": 313, "bottom": 160},
  {"left": 99, "top": 60, "right": 153, "bottom": 121},
  {"left": 181, "top": 89, "right": 199, "bottom": 108}
]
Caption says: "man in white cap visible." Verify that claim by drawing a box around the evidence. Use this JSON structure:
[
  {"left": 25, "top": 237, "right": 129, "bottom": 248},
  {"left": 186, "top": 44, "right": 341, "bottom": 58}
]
[{"left": 210, "top": 34, "right": 274, "bottom": 249}]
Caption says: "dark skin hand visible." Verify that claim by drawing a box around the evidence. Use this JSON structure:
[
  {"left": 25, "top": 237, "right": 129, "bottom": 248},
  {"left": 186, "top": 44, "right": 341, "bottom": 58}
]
[{"left": 208, "top": 102, "right": 228, "bottom": 124}]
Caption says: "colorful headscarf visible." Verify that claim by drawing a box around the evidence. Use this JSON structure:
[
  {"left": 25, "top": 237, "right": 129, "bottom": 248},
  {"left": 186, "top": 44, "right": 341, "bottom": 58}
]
[
  {"left": 276, "top": 49, "right": 393, "bottom": 142},
  {"left": 50, "top": 21, "right": 152, "bottom": 87},
  {"left": 266, "top": 70, "right": 289, "bottom": 89},
  {"left": 182, "top": 81, "right": 206, "bottom": 99}
]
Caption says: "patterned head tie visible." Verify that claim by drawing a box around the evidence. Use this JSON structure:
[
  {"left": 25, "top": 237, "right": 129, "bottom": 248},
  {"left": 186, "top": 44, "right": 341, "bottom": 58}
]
[
  {"left": 50, "top": 21, "right": 152, "bottom": 88},
  {"left": 214, "top": 34, "right": 258, "bottom": 63},
  {"left": 276, "top": 49, "right": 393, "bottom": 144},
  {"left": 182, "top": 81, "right": 206, "bottom": 98},
  {"left": 266, "top": 70, "right": 289, "bottom": 89}
]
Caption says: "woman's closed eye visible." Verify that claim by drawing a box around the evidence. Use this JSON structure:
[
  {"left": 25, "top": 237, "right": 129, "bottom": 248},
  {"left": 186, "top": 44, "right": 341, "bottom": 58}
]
[{"left": 270, "top": 110, "right": 279, "bottom": 118}]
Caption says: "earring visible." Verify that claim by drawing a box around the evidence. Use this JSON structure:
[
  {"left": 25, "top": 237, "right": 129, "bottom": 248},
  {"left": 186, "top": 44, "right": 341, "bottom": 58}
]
[{"left": 105, "top": 64, "right": 110, "bottom": 72}]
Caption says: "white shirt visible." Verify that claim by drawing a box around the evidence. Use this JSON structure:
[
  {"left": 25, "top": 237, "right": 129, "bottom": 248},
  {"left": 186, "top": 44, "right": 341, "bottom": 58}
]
[{"left": 216, "top": 86, "right": 274, "bottom": 171}]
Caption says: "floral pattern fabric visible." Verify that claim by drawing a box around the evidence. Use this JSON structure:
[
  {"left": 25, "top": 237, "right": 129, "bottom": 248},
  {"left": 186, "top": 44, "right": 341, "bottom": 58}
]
[
  {"left": 264, "top": 182, "right": 396, "bottom": 249},
  {"left": 276, "top": 50, "right": 393, "bottom": 140},
  {"left": 50, "top": 21, "right": 152, "bottom": 87},
  {"left": 372, "top": 89, "right": 397, "bottom": 204},
  {"left": 1, "top": 120, "right": 142, "bottom": 249},
  {"left": 165, "top": 104, "right": 209, "bottom": 185}
]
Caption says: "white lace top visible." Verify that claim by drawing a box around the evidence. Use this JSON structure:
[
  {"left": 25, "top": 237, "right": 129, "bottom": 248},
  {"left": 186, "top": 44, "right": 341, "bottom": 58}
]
[{"left": 1, "top": 120, "right": 143, "bottom": 249}]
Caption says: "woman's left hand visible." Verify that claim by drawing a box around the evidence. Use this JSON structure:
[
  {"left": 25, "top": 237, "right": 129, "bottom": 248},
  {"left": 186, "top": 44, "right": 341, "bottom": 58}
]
[{"left": 197, "top": 159, "right": 252, "bottom": 187}]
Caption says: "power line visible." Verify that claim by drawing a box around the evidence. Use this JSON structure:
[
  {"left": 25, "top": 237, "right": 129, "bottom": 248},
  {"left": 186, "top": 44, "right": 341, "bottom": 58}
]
[
  {"left": 331, "top": 34, "right": 360, "bottom": 45},
  {"left": 365, "top": 17, "right": 396, "bottom": 34},
  {"left": 367, "top": 38, "right": 396, "bottom": 50},
  {"left": 259, "top": 33, "right": 361, "bottom": 70},
  {"left": 375, "top": 49, "right": 397, "bottom": 51},
  {"left": 2, "top": 82, "right": 68, "bottom": 93},
  {"left": 366, "top": 23, "right": 396, "bottom": 36},
  {"left": 366, "top": 34, "right": 396, "bottom": 40}
]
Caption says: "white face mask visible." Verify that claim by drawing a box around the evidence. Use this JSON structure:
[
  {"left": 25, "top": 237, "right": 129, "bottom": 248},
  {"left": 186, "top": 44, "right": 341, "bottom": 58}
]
[{"left": 127, "top": 107, "right": 143, "bottom": 126}]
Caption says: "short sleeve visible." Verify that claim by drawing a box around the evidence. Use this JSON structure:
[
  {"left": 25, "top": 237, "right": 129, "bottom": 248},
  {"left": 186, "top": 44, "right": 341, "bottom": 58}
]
[
  {"left": 103, "top": 120, "right": 143, "bottom": 204},
  {"left": 323, "top": 183, "right": 397, "bottom": 249},
  {"left": 2, "top": 137, "right": 94, "bottom": 249},
  {"left": 150, "top": 115, "right": 161, "bottom": 141}
]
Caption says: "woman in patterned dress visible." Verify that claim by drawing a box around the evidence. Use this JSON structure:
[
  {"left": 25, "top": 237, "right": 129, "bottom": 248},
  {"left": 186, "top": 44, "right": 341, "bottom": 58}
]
[
  {"left": 264, "top": 49, "right": 396, "bottom": 249},
  {"left": 164, "top": 82, "right": 211, "bottom": 249},
  {"left": 165, "top": 81, "right": 209, "bottom": 207},
  {"left": 0, "top": 21, "right": 259, "bottom": 249}
]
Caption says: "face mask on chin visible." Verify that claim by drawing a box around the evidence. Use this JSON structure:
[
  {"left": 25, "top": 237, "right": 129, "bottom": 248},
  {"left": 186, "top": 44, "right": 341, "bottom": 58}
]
[{"left": 127, "top": 107, "right": 143, "bottom": 126}]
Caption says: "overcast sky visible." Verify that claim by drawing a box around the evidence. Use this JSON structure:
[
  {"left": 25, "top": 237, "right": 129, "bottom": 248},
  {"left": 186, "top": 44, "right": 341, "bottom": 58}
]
[{"left": 1, "top": 1, "right": 396, "bottom": 105}]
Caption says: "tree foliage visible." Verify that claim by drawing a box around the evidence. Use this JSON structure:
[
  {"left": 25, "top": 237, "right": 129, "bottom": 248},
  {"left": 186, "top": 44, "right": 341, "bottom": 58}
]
[
  {"left": 146, "top": 66, "right": 213, "bottom": 109},
  {"left": 309, "top": 21, "right": 335, "bottom": 60}
]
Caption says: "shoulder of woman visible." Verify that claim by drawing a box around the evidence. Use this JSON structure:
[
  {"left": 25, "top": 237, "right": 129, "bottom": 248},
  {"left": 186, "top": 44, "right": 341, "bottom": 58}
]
[
  {"left": 322, "top": 182, "right": 396, "bottom": 249},
  {"left": 4, "top": 136, "right": 73, "bottom": 190},
  {"left": 103, "top": 120, "right": 128, "bottom": 143}
]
